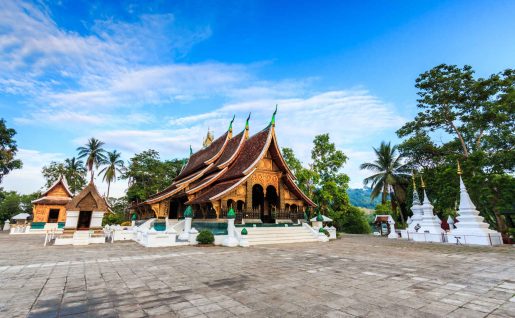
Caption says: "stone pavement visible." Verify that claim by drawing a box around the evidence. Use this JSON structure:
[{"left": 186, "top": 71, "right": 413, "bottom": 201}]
[{"left": 0, "top": 233, "right": 513, "bottom": 318}]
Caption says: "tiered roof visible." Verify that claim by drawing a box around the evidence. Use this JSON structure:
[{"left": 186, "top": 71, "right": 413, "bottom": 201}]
[
  {"left": 145, "top": 111, "right": 316, "bottom": 207},
  {"left": 32, "top": 176, "right": 73, "bottom": 205},
  {"left": 66, "top": 181, "right": 109, "bottom": 212}
]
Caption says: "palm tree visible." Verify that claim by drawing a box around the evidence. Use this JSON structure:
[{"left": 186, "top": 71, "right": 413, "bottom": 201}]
[
  {"left": 360, "top": 142, "right": 410, "bottom": 222},
  {"left": 64, "top": 157, "right": 87, "bottom": 194},
  {"left": 77, "top": 138, "right": 107, "bottom": 182},
  {"left": 98, "top": 150, "right": 125, "bottom": 199}
]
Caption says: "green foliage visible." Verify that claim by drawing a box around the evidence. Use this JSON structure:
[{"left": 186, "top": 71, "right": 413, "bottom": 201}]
[
  {"left": 0, "top": 119, "right": 22, "bottom": 184},
  {"left": 282, "top": 134, "right": 371, "bottom": 233},
  {"left": 347, "top": 188, "right": 383, "bottom": 209},
  {"left": 196, "top": 230, "right": 215, "bottom": 244},
  {"left": 0, "top": 189, "right": 39, "bottom": 223},
  {"left": 77, "top": 137, "right": 107, "bottom": 182},
  {"left": 374, "top": 202, "right": 393, "bottom": 215},
  {"left": 98, "top": 150, "right": 125, "bottom": 199},
  {"left": 102, "top": 212, "right": 125, "bottom": 226},
  {"left": 398, "top": 64, "right": 514, "bottom": 233},
  {"left": 122, "top": 149, "right": 185, "bottom": 203},
  {"left": 329, "top": 206, "right": 371, "bottom": 234},
  {"left": 42, "top": 157, "right": 87, "bottom": 194}
]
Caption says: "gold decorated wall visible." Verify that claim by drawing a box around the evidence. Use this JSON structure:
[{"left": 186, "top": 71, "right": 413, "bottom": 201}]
[{"left": 32, "top": 205, "right": 67, "bottom": 223}]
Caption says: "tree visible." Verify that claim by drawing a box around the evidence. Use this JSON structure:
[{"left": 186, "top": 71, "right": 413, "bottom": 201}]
[
  {"left": 77, "top": 138, "right": 107, "bottom": 182},
  {"left": 283, "top": 134, "right": 369, "bottom": 234},
  {"left": 311, "top": 134, "right": 350, "bottom": 214},
  {"left": 0, "top": 189, "right": 39, "bottom": 224},
  {"left": 0, "top": 119, "right": 22, "bottom": 184},
  {"left": 64, "top": 157, "right": 87, "bottom": 194},
  {"left": 282, "top": 147, "right": 319, "bottom": 201},
  {"left": 360, "top": 142, "right": 410, "bottom": 223},
  {"left": 98, "top": 150, "right": 125, "bottom": 199},
  {"left": 397, "top": 64, "right": 514, "bottom": 235},
  {"left": 41, "top": 158, "right": 87, "bottom": 194},
  {"left": 122, "top": 150, "right": 184, "bottom": 203}
]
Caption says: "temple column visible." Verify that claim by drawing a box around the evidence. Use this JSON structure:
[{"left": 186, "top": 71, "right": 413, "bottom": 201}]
[
  {"left": 245, "top": 181, "right": 252, "bottom": 210},
  {"left": 279, "top": 181, "right": 285, "bottom": 210},
  {"left": 212, "top": 201, "right": 220, "bottom": 219}
]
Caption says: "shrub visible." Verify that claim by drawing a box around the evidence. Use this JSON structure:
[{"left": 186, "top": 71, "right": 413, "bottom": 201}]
[
  {"left": 320, "top": 228, "right": 330, "bottom": 237},
  {"left": 102, "top": 213, "right": 125, "bottom": 226},
  {"left": 329, "top": 206, "right": 372, "bottom": 234},
  {"left": 196, "top": 230, "right": 214, "bottom": 244}
]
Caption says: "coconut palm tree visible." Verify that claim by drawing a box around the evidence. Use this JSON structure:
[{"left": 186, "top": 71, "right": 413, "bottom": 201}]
[
  {"left": 64, "top": 157, "right": 87, "bottom": 194},
  {"left": 98, "top": 150, "right": 125, "bottom": 199},
  {"left": 77, "top": 138, "right": 107, "bottom": 182},
  {"left": 360, "top": 142, "right": 410, "bottom": 222}
]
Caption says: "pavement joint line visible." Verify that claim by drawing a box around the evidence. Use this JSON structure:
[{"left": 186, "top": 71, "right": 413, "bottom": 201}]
[{"left": 0, "top": 250, "right": 236, "bottom": 270}]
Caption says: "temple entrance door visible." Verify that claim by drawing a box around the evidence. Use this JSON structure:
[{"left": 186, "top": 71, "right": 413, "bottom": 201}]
[
  {"left": 77, "top": 211, "right": 92, "bottom": 230},
  {"left": 252, "top": 184, "right": 265, "bottom": 221},
  {"left": 47, "top": 209, "right": 60, "bottom": 223},
  {"left": 265, "top": 185, "right": 279, "bottom": 223},
  {"left": 169, "top": 201, "right": 179, "bottom": 219}
]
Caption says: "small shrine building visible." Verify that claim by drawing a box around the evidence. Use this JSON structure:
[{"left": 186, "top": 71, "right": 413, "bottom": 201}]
[
  {"left": 136, "top": 111, "right": 316, "bottom": 223},
  {"left": 31, "top": 176, "right": 73, "bottom": 229},
  {"left": 63, "top": 181, "right": 109, "bottom": 232}
]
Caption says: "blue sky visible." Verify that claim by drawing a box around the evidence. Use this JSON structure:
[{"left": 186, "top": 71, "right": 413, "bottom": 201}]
[{"left": 1, "top": 0, "right": 514, "bottom": 197}]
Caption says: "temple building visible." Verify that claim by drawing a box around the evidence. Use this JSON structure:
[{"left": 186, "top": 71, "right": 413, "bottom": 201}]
[
  {"left": 138, "top": 110, "right": 316, "bottom": 223},
  {"left": 31, "top": 176, "right": 73, "bottom": 230}
]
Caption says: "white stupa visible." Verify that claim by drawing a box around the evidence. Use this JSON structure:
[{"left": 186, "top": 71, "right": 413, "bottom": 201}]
[
  {"left": 448, "top": 163, "right": 503, "bottom": 246},
  {"left": 407, "top": 174, "right": 423, "bottom": 232},
  {"left": 412, "top": 176, "right": 445, "bottom": 243}
]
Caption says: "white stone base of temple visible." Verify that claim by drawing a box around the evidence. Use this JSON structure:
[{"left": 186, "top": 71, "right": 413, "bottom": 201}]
[
  {"left": 139, "top": 230, "right": 178, "bottom": 247},
  {"left": 243, "top": 225, "right": 322, "bottom": 245},
  {"left": 54, "top": 230, "right": 106, "bottom": 246},
  {"left": 409, "top": 231, "right": 445, "bottom": 243},
  {"left": 447, "top": 230, "right": 503, "bottom": 246}
]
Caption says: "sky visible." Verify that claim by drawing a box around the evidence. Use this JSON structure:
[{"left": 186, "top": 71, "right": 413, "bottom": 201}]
[{"left": 1, "top": 0, "right": 514, "bottom": 198}]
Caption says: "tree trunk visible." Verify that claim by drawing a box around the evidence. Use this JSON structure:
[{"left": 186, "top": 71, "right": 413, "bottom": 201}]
[
  {"left": 381, "top": 182, "right": 388, "bottom": 204},
  {"left": 106, "top": 181, "right": 111, "bottom": 199},
  {"left": 449, "top": 120, "right": 469, "bottom": 157}
]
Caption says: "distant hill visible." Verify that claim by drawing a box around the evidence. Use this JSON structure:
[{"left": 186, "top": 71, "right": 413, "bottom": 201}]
[{"left": 347, "top": 188, "right": 383, "bottom": 209}]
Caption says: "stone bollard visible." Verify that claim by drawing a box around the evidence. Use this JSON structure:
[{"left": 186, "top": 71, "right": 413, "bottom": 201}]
[
  {"left": 179, "top": 206, "right": 193, "bottom": 240},
  {"left": 239, "top": 228, "right": 249, "bottom": 247},
  {"left": 223, "top": 208, "right": 239, "bottom": 247},
  {"left": 2, "top": 220, "right": 10, "bottom": 231},
  {"left": 388, "top": 218, "right": 397, "bottom": 239}
]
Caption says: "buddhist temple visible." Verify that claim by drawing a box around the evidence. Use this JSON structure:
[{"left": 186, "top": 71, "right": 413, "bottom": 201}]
[
  {"left": 138, "top": 109, "right": 316, "bottom": 224},
  {"left": 31, "top": 176, "right": 73, "bottom": 230},
  {"left": 63, "top": 181, "right": 109, "bottom": 231}
]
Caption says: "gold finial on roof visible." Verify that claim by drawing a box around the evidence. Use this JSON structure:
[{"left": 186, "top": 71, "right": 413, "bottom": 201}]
[
  {"left": 202, "top": 127, "right": 214, "bottom": 148},
  {"left": 457, "top": 160, "right": 462, "bottom": 175},
  {"left": 412, "top": 171, "right": 417, "bottom": 189},
  {"left": 420, "top": 175, "right": 426, "bottom": 188}
]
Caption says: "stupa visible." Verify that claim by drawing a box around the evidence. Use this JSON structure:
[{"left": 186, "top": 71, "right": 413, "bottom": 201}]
[
  {"left": 407, "top": 173, "right": 423, "bottom": 232},
  {"left": 448, "top": 162, "right": 503, "bottom": 246},
  {"left": 411, "top": 176, "right": 445, "bottom": 242}
]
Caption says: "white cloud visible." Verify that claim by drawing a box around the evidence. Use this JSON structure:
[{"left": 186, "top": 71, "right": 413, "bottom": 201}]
[
  {"left": 2, "top": 149, "right": 65, "bottom": 194},
  {"left": 1, "top": 1, "right": 406, "bottom": 195},
  {"left": 2, "top": 148, "right": 128, "bottom": 198}
]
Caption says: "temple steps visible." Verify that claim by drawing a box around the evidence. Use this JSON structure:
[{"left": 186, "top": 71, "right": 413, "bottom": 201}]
[{"left": 244, "top": 226, "right": 318, "bottom": 245}]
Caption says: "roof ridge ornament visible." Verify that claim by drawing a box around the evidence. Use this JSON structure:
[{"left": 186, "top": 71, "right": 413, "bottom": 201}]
[
  {"left": 228, "top": 115, "right": 235, "bottom": 132},
  {"left": 271, "top": 104, "right": 278, "bottom": 126},
  {"left": 245, "top": 112, "right": 251, "bottom": 130},
  {"left": 189, "top": 145, "right": 193, "bottom": 157},
  {"left": 457, "top": 160, "right": 462, "bottom": 175}
]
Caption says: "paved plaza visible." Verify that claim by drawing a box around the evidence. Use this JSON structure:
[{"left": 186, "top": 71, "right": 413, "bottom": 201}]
[{"left": 0, "top": 233, "right": 513, "bottom": 318}]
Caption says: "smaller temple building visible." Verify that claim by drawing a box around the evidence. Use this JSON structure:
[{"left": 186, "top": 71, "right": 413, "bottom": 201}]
[
  {"left": 31, "top": 176, "right": 73, "bottom": 231},
  {"left": 63, "top": 181, "right": 108, "bottom": 232}
]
